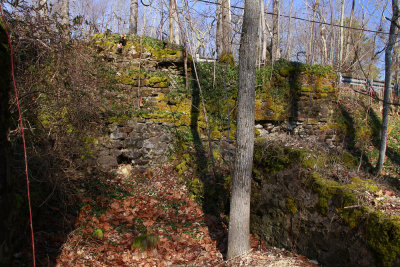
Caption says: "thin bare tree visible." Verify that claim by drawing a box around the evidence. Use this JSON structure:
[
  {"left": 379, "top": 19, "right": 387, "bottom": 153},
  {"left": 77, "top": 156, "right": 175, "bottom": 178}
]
[
  {"left": 61, "top": 0, "right": 70, "bottom": 38},
  {"left": 284, "top": 0, "right": 295, "bottom": 60},
  {"left": 307, "top": 0, "right": 318, "bottom": 64},
  {"left": 338, "top": 0, "right": 345, "bottom": 70},
  {"left": 216, "top": 0, "right": 231, "bottom": 59},
  {"left": 377, "top": 0, "right": 399, "bottom": 173},
  {"left": 37, "top": 0, "right": 48, "bottom": 18},
  {"left": 129, "top": 0, "right": 139, "bottom": 34},
  {"left": 168, "top": 0, "right": 180, "bottom": 44},
  {"left": 271, "top": 0, "right": 280, "bottom": 61}
]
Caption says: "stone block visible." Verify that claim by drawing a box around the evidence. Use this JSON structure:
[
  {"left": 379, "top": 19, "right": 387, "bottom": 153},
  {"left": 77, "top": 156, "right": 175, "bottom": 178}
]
[
  {"left": 97, "top": 155, "right": 118, "bottom": 171},
  {"left": 110, "top": 132, "right": 127, "bottom": 140}
]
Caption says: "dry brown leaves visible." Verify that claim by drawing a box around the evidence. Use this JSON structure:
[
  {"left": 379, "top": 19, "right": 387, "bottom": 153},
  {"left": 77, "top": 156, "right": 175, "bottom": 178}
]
[{"left": 56, "top": 163, "right": 317, "bottom": 266}]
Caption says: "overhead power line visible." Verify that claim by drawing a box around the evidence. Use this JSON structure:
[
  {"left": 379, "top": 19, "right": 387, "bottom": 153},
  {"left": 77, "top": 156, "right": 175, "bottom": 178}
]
[{"left": 196, "top": 0, "right": 390, "bottom": 35}]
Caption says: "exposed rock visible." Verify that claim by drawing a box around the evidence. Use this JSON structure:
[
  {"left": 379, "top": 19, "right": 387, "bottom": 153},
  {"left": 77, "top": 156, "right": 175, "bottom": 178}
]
[
  {"left": 110, "top": 132, "right": 127, "bottom": 140},
  {"left": 97, "top": 155, "right": 118, "bottom": 171}
]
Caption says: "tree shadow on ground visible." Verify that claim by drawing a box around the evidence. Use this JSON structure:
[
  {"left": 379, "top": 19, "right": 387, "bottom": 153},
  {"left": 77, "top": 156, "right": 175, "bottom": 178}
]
[
  {"left": 289, "top": 62, "right": 302, "bottom": 121},
  {"left": 190, "top": 84, "right": 229, "bottom": 256},
  {"left": 338, "top": 103, "right": 375, "bottom": 172},
  {"left": 366, "top": 105, "right": 400, "bottom": 167}
]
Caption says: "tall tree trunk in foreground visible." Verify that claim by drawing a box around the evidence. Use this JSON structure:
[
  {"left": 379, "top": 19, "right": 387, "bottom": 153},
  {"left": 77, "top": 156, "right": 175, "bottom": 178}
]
[
  {"left": 216, "top": 0, "right": 231, "bottom": 60},
  {"left": 377, "top": 0, "right": 399, "bottom": 173},
  {"left": 61, "top": 0, "right": 70, "bottom": 38},
  {"left": 227, "top": 0, "right": 260, "bottom": 260},
  {"left": 129, "top": 0, "right": 139, "bottom": 34},
  {"left": 271, "top": 0, "right": 280, "bottom": 61}
]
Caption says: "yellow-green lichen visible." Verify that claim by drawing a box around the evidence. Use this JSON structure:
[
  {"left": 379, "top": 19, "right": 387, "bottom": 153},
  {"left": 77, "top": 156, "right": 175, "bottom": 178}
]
[
  {"left": 92, "top": 228, "right": 104, "bottom": 239},
  {"left": 148, "top": 76, "right": 168, "bottom": 87},
  {"left": 348, "top": 177, "right": 379, "bottom": 193},
  {"left": 286, "top": 198, "right": 298, "bottom": 214},
  {"left": 342, "top": 152, "right": 359, "bottom": 169},
  {"left": 309, "top": 172, "right": 341, "bottom": 215}
]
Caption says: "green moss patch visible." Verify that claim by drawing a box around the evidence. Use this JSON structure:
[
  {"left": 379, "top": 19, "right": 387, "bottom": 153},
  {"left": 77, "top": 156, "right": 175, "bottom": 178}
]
[
  {"left": 131, "top": 233, "right": 160, "bottom": 251},
  {"left": 286, "top": 198, "right": 298, "bottom": 214}
]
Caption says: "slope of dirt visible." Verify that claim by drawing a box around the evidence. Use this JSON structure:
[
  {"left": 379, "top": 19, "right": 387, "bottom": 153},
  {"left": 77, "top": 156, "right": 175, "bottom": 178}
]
[{"left": 55, "top": 163, "right": 318, "bottom": 266}]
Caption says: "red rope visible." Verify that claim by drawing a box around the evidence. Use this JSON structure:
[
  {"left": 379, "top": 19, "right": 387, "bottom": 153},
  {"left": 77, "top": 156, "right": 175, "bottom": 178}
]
[{"left": 0, "top": 5, "right": 36, "bottom": 267}]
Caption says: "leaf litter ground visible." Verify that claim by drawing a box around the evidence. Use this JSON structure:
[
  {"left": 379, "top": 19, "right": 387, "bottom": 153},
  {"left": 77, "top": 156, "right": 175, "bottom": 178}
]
[{"left": 56, "top": 163, "right": 318, "bottom": 266}]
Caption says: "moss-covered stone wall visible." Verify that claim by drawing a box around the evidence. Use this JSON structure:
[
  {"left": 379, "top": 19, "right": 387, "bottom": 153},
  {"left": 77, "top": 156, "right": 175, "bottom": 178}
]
[{"left": 251, "top": 141, "right": 400, "bottom": 267}]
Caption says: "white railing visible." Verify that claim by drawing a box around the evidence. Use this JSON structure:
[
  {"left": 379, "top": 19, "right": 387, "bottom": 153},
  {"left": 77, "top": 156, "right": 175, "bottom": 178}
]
[{"left": 338, "top": 73, "right": 396, "bottom": 93}]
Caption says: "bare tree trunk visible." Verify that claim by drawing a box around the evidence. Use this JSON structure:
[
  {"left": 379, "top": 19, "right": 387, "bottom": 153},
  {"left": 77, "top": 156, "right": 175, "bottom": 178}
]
[
  {"left": 61, "top": 0, "right": 70, "bottom": 38},
  {"left": 227, "top": 0, "right": 260, "bottom": 260},
  {"left": 172, "top": 0, "right": 180, "bottom": 44},
  {"left": 259, "top": 0, "right": 266, "bottom": 65},
  {"left": 338, "top": 0, "right": 345, "bottom": 70},
  {"left": 308, "top": 0, "right": 318, "bottom": 64},
  {"left": 329, "top": 0, "right": 334, "bottom": 66},
  {"left": 285, "top": 0, "right": 294, "bottom": 60},
  {"left": 216, "top": 0, "right": 231, "bottom": 59},
  {"left": 169, "top": 0, "right": 174, "bottom": 42},
  {"left": 377, "top": 0, "right": 399, "bottom": 173},
  {"left": 343, "top": 0, "right": 355, "bottom": 65},
  {"left": 367, "top": 6, "right": 386, "bottom": 78},
  {"left": 129, "top": 0, "right": 139, "bottom": 34},
  {"left": 216, "top": 0, "right": 223, "bottom": 57},
  {"left": 38, "top": 0, "right": 48, "bottom": 18},
  {"left": 271, "top": 0, "right": 280, "bottom": 61},
  {"left": 321, "top": 27, "right": 328, "bottom": 65}
]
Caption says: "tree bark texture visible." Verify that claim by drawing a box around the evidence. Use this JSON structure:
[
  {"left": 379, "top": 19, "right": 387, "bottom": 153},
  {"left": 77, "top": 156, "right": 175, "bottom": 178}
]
[
  {"left": 38, "top": 0, "right": 48, "bottom": 18},
  {"left": 61, "top": 0, "right": 70, "bottom": 37},
  {"left": 338, "top": 0, "right": 345, "bottom": 70},
  {"left": 168, "top": 0, "right": 180, "bottom": 44},
  {"left": 227, "top": 0, "right": 260, "bottom": 260},
  {"left": 216, "top": 0, "right": 231, "bottom": 59},
  {"left": 259, "top": 0, "right": 267, "bottom": 65},
  {"left": 285, "top": 0, "right": 295, "bottom": 60},
  {"left": 129, "top": 0, "right": 139, "bottom": 34},
  {"left": 307, "top": 0, "right": 318, "bottom": 64},
  {"left": 271, "top": 0, "right": 280, "bottom": 61},
  {"left": 172, "top": 0, "right": 180, "bottom": 44},
  {"left": 377, "top": 0, "right": 399, "bottom": 173}
]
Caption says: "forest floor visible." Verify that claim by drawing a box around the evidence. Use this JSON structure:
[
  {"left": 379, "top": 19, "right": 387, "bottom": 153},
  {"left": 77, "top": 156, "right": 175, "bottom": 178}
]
[{"left": 54, "top": 163, "right": 318, "bottom": 266}]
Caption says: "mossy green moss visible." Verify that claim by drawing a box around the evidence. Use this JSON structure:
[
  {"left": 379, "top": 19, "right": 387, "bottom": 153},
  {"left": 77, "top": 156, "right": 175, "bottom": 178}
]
[
  {"left": 148, "top": 76, "right": 169, "bottom": 87},
  {"left": 309, "top": 172, "right": 342, "bottom": 215},
  {"left": 218, "top": 52, "right": 235, "bottom": 66},
  {"left": 92, "top": 228, "right": 104, "bottom": 239},
  {"left": 348, "top": 177, "right": 379, "bottom": 193},
  {"left": 342, "top": 152, "right": 359, "bottom": 169},
  {"left": 175, "top": 153, "right": 191, "bottom": 174},
  {"left": 253, "top": 142, "right": 305, "bottom": 174},
  {"left": 131, "top": 233, "right": 160, "bottom": 251},
  {"left": 307, "top": 171, "right": 400, "bottom": 265},
  {"left": 365, "top": 212, "right": 400, "bottom": 266},
  {"left": 286, "top": 198, "right": 298, "bottom": 214}
]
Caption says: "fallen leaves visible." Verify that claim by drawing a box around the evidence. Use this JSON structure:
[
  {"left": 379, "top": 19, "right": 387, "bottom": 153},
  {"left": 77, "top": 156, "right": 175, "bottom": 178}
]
[{"left": 56, "top": 163, "right": 318, "bottom": 266}]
